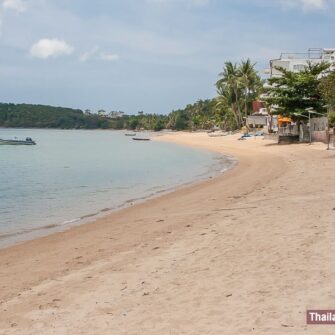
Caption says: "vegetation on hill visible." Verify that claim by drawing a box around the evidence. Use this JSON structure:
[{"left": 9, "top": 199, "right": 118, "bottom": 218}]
[
  {"left": 0, "top": 103, "right": 109, "bottom": 129},
  {"left": 0, "top": 58, "right": 262, "bottom": 131},
  {"left": 2, "top": 59, "right": 334, "bottom": 131}
]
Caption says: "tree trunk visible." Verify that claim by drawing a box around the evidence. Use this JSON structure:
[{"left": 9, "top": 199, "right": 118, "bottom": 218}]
[{"left": 234, "top": 87, "right": 242, "bottom": 127}]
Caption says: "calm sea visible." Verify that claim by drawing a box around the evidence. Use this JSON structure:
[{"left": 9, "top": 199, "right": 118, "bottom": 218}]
[{"left": 0, "top": 129, "right": 233, "bottom": 247}]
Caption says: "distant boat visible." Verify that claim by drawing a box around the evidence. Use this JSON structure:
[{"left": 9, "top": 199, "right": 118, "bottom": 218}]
[
  {"left": 132, "top": 137, "right": 150, "bottom": 141},
  {"left": 0, "top": 137, "right": 36, "bottom": 145},
  {"left": 125, "top": 133, "right": 136, "bottom": 136}
]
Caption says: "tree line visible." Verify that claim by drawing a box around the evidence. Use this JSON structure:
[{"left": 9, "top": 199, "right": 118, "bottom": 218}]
[{"left": 1, "top": 59, "right": 335, "bottom": 131}]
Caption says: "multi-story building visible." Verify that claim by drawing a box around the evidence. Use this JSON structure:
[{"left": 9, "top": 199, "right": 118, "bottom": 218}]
[
  {"left": 266, "top": 48, "right": 335, "bottom": 77},
  {"left": 109, "top": 111, "right": 124, "bottom": 119}
]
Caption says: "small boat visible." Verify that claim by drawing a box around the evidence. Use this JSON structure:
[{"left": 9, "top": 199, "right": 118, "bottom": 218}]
[
  {"left": 208, "top": 131, "right": 228, "bottom": 137},
  {"left": 0, "top": 137, "right": 36, "bottom": 145},
  {"left": 238, "top": 133, "right": 254, "bottom": 140},
  {"left": 125, "top": 133, "right": 136, "bottom": 136},
  {"left": 132, "top": 137, "right": 150, "bottom": 141}
]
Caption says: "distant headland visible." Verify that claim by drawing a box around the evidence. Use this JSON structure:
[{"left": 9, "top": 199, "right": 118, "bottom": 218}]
[{"left": 0, "top": 100, "right": 217, "bottom": 131}]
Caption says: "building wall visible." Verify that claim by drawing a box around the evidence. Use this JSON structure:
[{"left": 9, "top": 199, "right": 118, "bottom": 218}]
[
  {"left": 311, "top": 131, "right": 328, "bottom": 144},
  {"left": 271, "top": 58, "right": 325, "bottom": 77},
  {"left": 269, "top": 49, "right": 335, "bottom": 77},
  {"left": 310, "top": 117, "right": 328, "bottom": 131}
]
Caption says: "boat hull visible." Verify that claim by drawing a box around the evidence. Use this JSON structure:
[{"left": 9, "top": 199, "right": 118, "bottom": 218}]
[
  {"left": 132, "top": 138, "right": 150, "bottom": 141},
  {"left": 0, "top": 139, "right": 36, "bottom": 145}
]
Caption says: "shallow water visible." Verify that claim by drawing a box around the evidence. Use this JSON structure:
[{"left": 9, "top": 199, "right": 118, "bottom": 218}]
[{"left": 0, "top": 129, "right": 233, "bottom": 247}]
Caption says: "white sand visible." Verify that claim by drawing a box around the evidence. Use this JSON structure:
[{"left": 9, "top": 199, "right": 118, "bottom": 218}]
[{"left": 1, "top": 132, "right": 335, "bottom": 334}]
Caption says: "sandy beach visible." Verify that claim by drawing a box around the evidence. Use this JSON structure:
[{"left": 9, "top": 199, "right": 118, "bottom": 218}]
[{"left": 1, "top": 132, "right": 335, "bottom": 334}]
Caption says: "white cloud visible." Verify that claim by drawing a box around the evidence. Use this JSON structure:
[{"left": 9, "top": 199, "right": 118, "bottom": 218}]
[
  {"left": 190, "top": 0, "right": 209, "bottom": 5},
  {"left": 280, "top": 0, "right": 326, "bottom": 10},
  {"left": 100, "top": 52, "right": 120, "bottom": 62},
  {"left": 79, "top": 46, "right": 99, "bottom": 62},
  {"left": 2, "top": 0, "right": 26, "bottom": 12},
  {"left": 0, "top": 0, "right": 26, "bottom": 36},
  {"left": 146, "top": 0, "right": 209, "bottom": 6},
  {"left": 30, "top": 38, "right": 74, "bottom": 59},
  {"left": 79, "top": 47, "right": 120, "bottom": 62}
]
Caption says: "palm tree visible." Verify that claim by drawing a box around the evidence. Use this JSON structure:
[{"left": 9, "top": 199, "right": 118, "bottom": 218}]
[
  {"left": 238, "top": 59, "right": 259, "bottom": 120},
  {"left": 216, "top": 59, "right": 262, "bottom": 128},
  {"left": 216, "top": 62, "right": 243, "bottom": 126},
  {"left": 215, "top": 87, "right": 239, "bottom": 129}
]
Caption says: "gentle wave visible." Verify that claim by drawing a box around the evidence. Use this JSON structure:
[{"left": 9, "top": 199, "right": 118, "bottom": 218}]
[
  {"left": 0, "top": 129, "right": 235, "bottom": 248},
  {"left": 0, "top": 218, "right": 82, "bottom": 240}
]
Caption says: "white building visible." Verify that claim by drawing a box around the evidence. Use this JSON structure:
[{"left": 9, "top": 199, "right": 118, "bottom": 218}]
[
  {"left": 266, "top": 48, "right": 335, "bottom": 77},
  {"left": 98, "top": 109, "right": 107, "bottom": 116},
  {"left": 108, "top": 111, "right": 124, "bottom": 119}
]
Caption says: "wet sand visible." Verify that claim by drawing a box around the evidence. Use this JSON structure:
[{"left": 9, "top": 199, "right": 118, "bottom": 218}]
[{"left": 1, "top": 132, "right": 335, "bottom": 334}]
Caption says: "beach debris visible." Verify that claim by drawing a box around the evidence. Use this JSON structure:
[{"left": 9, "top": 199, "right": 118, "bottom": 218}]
[
  {"left": 156, "top": 219, "right": 165, "bottom": 222},
  {"left": 281, "top": 324, "right": 293, "bottom": 328},
  {"left": 152, "top": 246, "right": 160, "bottom": 250},
  {"left": 215, "top": 206, "right": 257, "bottom": 211},
  {"left": 226, "top": 294, "right": 232, "bottom": 298},
  {"left": 143, "top": 292, "right": 150, "bottom": 296}
]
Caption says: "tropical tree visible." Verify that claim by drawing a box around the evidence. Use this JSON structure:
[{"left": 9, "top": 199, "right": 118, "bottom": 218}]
[
  {"left": 216, "top": 59, "right": 261, "bottom": 128},
  {"left": 215, "top": 87, "right": 239, "bottom": 129},
  {"left": 216, "top": 62, "right": 243, "bottom": 126},
  {"left": 238, "top": 59, "right": 262, "bottom": 119},
  {"left": 319, "top": 71, "right": 335, "bottom": 111},
  {"left": 215, "top": 95, "right": 237, "bottom": 130},
  {"left": 265, "top": 62, "right": 330, "bottom": 118}
]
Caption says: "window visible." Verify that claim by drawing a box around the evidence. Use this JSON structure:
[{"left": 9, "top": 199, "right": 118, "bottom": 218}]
[{"left": 293, "top": 64, "right": 306, "bottom": 71}]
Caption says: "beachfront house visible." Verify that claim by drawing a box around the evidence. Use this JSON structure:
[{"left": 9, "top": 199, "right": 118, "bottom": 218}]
[
  {"left": 262, "top": 48, "right": 334, "bottom": 143},
  {"left": 246, "top": 101, "right": 271, "bottom": 132}
]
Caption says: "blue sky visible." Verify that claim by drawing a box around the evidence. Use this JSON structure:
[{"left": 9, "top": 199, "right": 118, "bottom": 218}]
[{"left": 0, "top": 0, "right": 334, "bottom": 114}]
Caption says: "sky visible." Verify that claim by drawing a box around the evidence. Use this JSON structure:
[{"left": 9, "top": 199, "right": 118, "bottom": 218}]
[{"left": 0, "top": 0, "right": 334, "bottom": 114}]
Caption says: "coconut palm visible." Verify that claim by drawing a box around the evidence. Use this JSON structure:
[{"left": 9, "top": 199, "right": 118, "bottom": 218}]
[
  {"left": 216, "top": 60, "right": 262, "bottom": 128},
  {"left": 215, "top": 87, "right": 239, "bottom": 129},
  {"left": 216, "top": 61, "right": 244, "bottom": 126},
  {"left": 238, "top": 59, "right": 260, "bottom": 119}
]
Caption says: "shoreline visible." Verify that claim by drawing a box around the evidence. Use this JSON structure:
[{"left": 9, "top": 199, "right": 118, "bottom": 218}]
[
  {"left": 0, "top": 135, "right": 234, "bottom": 249},
  {"left": 1, "top": 132, "right": 335, "bottom": 334}
]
